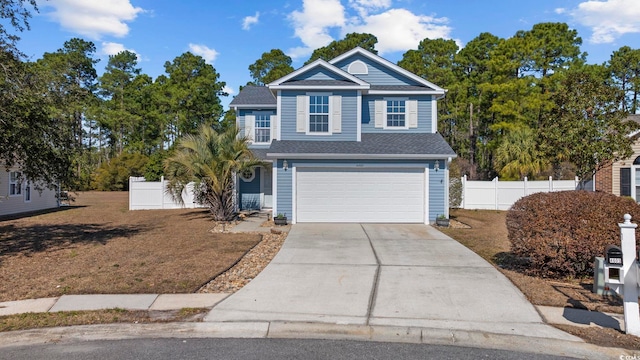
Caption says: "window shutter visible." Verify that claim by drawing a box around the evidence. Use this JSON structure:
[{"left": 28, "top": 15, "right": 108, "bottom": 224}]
[
  {"left": 331, "top": 95, "right": 341, "bottom": 133},
  {"left": 245, "top": 115, "right": 255, "bottom": 141},
  {"left": 296, "top": 95, "right": 308, "bottom": 133},
  {"left": 270, "top": 115, "right": 277, "bottom": 141},
  {"left": 374, "top": 100, "right": 384, "bottom": 128},
  {"left": 407, "top": 100, "right": 418, "bottom": 128},
  {"left": 620, "top": 167, "right": 631, "bottom": 196}
]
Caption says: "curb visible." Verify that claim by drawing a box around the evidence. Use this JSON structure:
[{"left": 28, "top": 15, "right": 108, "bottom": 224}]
[{"left": 0, "top": 321, "right": 634, "bottom": 358}]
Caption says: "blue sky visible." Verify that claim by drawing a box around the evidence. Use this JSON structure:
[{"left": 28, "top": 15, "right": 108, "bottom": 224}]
[{"left": 14, "top": 0, "right": 640, "bottom": 110}]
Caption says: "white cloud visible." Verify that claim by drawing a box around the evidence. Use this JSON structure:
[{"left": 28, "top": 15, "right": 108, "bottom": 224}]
[
  {"left": 242, "top": 12, "right": 260, "bottom": 30},
  {"left": 188, "top": 43, "right": 219, "bottom": 64},
  {"left": 348, "top": 0, "right": 391, "bottom": 17},
  {"left": 554, "top": 8, "right": 566, "bottom": 14},
  {"left": 286, "top": 0, "right": 454, "bottom": 59},
  {"left": 101, "top": 41, "right": 140, "bottom": 60},
  {"left": 46, "top": 0, "right": 143, "bottom": 39},
  {"left": 345, "top": 8, "right": 453, "bottom": 54},
  {"left": 223, "top": 85, "right": 235, "bottom": 95},
  {"left": 287, "top": 0, "right": 346, "bottom": 58},
  {"left": 567, "top": 0, "right": 640, "bottom": 43}
]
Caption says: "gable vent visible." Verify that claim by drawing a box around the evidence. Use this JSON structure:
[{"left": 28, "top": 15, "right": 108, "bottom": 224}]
[{"left": 347, "top": 60, "right": 368, "bottom": 75}]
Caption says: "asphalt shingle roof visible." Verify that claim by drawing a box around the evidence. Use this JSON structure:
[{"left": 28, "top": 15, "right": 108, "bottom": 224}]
[
  {"left": 281, "top": 79, "right": 359, "bottom": 86},
  {"left": 267, "top": 133, "right": 456, "bottom": 158},
  {"left": 370, "top": 85, "right": 435, "bottom": 91},
  {"left": 229, "top": 86, "right": 276, "bottom": 106},
  {"left": 249, "top": 148, "right": 270, "bottom": 160}
]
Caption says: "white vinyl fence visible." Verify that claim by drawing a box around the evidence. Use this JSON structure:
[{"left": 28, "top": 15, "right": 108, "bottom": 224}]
[
  {"left": 129, "top": 176, "right": 205, "bottom": 210},
  {"left": 460, "top": 175, "right": 581, "bottom": 210}
]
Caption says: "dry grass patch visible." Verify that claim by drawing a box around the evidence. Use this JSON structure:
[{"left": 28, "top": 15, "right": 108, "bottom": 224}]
[
  {"left": 0, "top": 308, "right": 208, "bottom": 332},
  {"left": 0, "top": 192, "right": 261, "bottom": 301}
]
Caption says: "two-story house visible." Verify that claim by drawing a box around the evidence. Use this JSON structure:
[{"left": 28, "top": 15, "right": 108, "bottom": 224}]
[{"left": 230, "top": 47, "right": 456, "bottom": 224}]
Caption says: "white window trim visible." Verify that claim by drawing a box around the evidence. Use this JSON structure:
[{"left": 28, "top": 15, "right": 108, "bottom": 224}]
[
  {"left": 383, "top": 97, "right": 409, "bottom": 130},
  {"left": 9, "top": 171, "right": 22, "bottom": 197},
  {"left": 240, "top": 167, "right": 256, "bottom": 182},
  {"left": 253, "top": 113, "right": 272, "bottom": 144},
  {"left": 305, "top": 92, "right": 333, "bottom": 136},
  {"left": 24, "top": 182, "right": 31, "bottom": 203}
]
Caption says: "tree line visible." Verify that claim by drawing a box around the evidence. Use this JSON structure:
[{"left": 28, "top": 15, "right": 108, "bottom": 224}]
[{"left": 2, "top": 0, "right": 638, "bottom": 192}]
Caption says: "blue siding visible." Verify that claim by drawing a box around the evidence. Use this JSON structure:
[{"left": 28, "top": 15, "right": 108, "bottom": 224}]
[
  {"left": 361, "top": 95, "right": 433, "bottom": 133},
  {"left": 428, "top": 163, "right": 446, "bottom": 221},
  {"left": 292, "top": 67, "right": 345, "bottom": 81},
  {"left": 280, "top": 90, "right": 358, "bottom": 141},
  {"left": 239, "top": 168, "right": 261, "bottom": 210},
  {"left": 274, "top": 159, "right": 448, "bottom": 222},
  {"left": 275, "top": 159, "right": 292, "bottom": 217},
  {"left": 333, "top": 54, "right": 421, "bottom": 86}
]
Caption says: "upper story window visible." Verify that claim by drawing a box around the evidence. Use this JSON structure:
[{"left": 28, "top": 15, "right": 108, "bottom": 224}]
[
  {"left": 386, "top": 100, "right": 406, "bottom": 128},
  {"left": 9, "top": 171, "right": 22, "bottom": 196},
  {"left": 254, "top": 114, "right": 271, "bottom": 143},
  {"left": 309, "top": 95, "right": 329, "bottom": 133}
]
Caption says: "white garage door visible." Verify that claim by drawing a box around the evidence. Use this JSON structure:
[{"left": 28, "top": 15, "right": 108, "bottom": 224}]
[{"left": 296, "top": 168, "right": 425, "bottom": 223}]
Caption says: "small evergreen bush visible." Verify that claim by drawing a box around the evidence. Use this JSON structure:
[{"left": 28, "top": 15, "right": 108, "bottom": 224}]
[{"left": 506, "top": 190, "right": 640, "bottom": 278}]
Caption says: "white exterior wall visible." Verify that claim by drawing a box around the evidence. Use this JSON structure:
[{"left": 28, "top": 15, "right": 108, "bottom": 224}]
[
  {"left": 129, "top": 177, "right": 206, "bottom": 210},
  {"left": 0, "top": 168, "right": 58, "bottom": 217},
  {"left": 461, "top": 176, "right": 580, "bottom": 211}
]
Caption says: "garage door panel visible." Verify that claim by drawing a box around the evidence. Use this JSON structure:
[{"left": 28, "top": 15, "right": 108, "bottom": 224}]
[{"left": 296, "top": 168, "right": 425, "bottom": 223}]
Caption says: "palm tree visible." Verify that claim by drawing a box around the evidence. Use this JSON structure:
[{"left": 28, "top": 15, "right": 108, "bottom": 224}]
[
  {"left": 493, "top": 124, "right": 548, "bottom": 180},
  {"left": 164, "top": 125, "right": 264, "bottom": 221}
]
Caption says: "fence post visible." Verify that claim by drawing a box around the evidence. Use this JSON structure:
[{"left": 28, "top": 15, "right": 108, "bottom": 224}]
[
  {"left": 160, "top": 175, "right": 164, "bottom": 209},
  {"left": 618, "top": 214, "right": 640, "bottom": 336},
  {"left": 548, "top": 176, "right": 553, "bottom": 192},
  {"left": 462, "top": 175, "right": 467, "bottom": 209},
  {"left": 494, "top": 177, "right": 499, "bottom": 210},
  {"left": 524, "top": 176, "right": 528, "bottom": 196}
]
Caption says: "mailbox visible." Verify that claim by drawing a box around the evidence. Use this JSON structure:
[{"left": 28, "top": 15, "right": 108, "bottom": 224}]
[{"left": 606, "top": 245, "right": 623, "bottom": 266}]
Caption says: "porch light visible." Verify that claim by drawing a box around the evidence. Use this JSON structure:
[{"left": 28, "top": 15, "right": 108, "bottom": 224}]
[
  {"left": 283, "top": 160, "right": 289, "bottom": 171},
  {"left": 435, "top": 160, "right": 440, "bottom": 172}
]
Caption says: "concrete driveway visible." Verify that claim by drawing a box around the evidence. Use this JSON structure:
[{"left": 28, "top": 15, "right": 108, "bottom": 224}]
[{"left": 205, "top": 224, "right": 577, "bottom": 340}]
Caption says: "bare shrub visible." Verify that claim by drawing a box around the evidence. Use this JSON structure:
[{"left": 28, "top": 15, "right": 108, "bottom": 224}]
[{"left": 506, "top": 191, "right": 640, "bottom": 278}]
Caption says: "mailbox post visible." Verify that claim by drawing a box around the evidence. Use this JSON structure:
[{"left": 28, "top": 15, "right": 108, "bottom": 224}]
[{"left": 616, "top": 214, "right": 640, "bottom": 336}]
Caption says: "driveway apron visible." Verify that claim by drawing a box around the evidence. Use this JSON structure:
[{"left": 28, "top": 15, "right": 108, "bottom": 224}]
[{"left": 204, "top": 223, "right": 577, "bottom": 340}]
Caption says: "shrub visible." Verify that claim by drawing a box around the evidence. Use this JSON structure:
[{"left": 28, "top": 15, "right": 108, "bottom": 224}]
[
  {"left": 93, "top": 153, "right": 149, "bottom": 191},
  {"left": 506, "top": 190, "right": 640, "bottom": 278}
]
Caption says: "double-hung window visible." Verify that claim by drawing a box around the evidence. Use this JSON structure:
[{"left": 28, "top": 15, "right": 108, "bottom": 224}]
[
  {"left": 386, "top": 100, "right": 406, "bottom": 128},
  {"left": 309, "top": 95, "right": 329, "bottom": 133},
  {"left": 9, "top": 171, "right": 22, "bottom": 196},
  {"left": 254, "top": 114, "right": 271, "bottom": 143}
]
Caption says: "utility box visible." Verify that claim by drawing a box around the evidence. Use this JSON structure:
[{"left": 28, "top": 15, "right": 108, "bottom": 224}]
[{"left": 606, "top": 245, "right": 623, "bottom": 266}]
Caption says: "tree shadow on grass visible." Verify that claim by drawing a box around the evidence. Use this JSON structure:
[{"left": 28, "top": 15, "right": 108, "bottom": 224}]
[
  {"left": 177, "top": 209, "right": 214, "bottom": 221},
  {"left": 0, "top": 222, "right": 147, "bottom": 260},
  {"left": 0, "top": 206, "right": 86, "bottom": 222}
]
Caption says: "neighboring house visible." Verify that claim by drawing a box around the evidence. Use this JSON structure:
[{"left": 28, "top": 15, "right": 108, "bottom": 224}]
[
  {"left": 0, "top": 167, "right": 59, "bottom": 217},
  {"left": 230, "top": 47, "right": 456, "bottom": 224},
  {"left": 595, "top": 114, "right": 640, "bottom": 200}
]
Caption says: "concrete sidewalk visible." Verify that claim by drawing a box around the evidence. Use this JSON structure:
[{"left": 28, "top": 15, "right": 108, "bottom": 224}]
[{"left": 0, "top": 294, "right": 229, "bottom": 316}]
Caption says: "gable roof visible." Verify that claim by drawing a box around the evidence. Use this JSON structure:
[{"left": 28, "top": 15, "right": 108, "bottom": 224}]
[
  {"left": 229, "top": 86, "right": 276, "bottom": 108},
  {"left": 267, "top": 58, "right": 369, "bottom": 89},
  {"left": 267, "top": 133, "right": 456, "bottom": 159},
  {"left": 329, "top": 47, "right": 445, "bottom": 94}
]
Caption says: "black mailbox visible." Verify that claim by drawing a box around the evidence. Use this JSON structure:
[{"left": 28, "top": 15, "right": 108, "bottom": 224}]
[{"left": 605, "top": 245, "right": 623, "bottom": 266}]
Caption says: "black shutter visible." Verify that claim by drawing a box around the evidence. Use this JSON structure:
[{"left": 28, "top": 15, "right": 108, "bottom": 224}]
[{"left": 620, "top": 168, "right": 631, "bottom": 196}]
